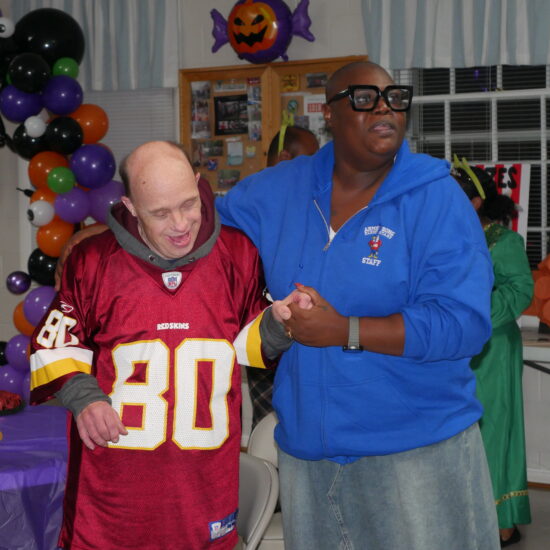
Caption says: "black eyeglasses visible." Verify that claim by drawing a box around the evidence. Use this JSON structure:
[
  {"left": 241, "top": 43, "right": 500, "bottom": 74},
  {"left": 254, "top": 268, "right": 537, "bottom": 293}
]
[{"left": 327, "top": 85, "right": 414, "bottom": 112}]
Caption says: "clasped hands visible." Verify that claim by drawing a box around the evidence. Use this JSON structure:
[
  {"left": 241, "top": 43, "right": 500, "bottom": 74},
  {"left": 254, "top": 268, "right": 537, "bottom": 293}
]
[{"left": 272, "top": 284, "right": 347, "bottom": 348}]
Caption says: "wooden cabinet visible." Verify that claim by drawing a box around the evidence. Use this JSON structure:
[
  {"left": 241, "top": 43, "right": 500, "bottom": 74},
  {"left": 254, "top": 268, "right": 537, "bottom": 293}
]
[{"left": 179, "top": 55, "right": 367, "bottom": 193}]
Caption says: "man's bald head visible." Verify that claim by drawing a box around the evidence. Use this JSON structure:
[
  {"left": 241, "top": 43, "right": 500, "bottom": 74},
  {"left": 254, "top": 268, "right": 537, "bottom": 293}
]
[
  {"left": 119, "top": 141, "right": 193, "bottom": 198},
  {"left": 120, "top": 141, "right": 202, "bottom": 260}
]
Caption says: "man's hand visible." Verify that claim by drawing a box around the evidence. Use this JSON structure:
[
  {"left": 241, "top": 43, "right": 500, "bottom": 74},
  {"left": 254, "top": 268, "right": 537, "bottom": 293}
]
[
  {"left": 284, "top": 285, "right": 348, "bottom": 347},
  {"left": 55, "top": 224, "right": 108, "bottom": 290},
  {"left": 76, "top": 401, "right": 128, "bottom": 451},
  {"left": 271, "top": 288, "right": 313, "bottom": 323}
]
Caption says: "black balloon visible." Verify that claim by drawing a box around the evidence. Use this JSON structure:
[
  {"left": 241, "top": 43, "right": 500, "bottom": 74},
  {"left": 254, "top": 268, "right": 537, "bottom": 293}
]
[
  {"left": 8, "top": 52, "right": 51, "bottom": 93},
  {"left": 0, "top": 36, "right": 19, "bottom": 87},
  {"left": 13, "top": 122, "right": 48, "bottom": 159},
  {"left": 27, "top": 247, "right": 57, "bottom": 286},
  {"left": 13, "top": 8, "right": 85, "bottom": 66},
  {"left": 45, "top": 116, "right": 83, "bottom": 155},
  {"left": 0, "top": 341, "right": 7, "bottom": 366}
]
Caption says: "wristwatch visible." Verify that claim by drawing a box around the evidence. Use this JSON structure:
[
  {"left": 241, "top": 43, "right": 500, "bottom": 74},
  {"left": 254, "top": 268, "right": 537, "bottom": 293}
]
[{"left": 343, "top": 316, "right": 363, "bottom": 352}]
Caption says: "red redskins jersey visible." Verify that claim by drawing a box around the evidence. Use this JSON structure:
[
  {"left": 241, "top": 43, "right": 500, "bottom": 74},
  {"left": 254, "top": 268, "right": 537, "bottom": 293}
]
[{"left": 30, "top": 226, "right": 268, "bottom": 550}]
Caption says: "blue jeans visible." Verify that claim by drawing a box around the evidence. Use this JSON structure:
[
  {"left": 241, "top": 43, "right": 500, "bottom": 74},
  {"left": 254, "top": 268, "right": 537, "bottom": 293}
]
[{"left": 277, "top": 423, "right": 499, "bottom": 550}]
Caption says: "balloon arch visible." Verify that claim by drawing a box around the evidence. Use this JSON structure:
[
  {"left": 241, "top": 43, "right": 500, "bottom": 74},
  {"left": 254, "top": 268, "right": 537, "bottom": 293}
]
[{"left": 0, "top": 8, "right": 124, "bottom": 402}]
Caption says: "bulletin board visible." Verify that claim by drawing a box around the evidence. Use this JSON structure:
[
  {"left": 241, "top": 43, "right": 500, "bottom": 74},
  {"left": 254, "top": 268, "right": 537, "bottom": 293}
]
[
  {"left": 269, "top": 56, "right": 370, "bottom": 149},
  {"left": 179, "top": 56, "right": 367, "bottom": 194},
  {"left": 180, "top": 64, "right": 271, "bottom": 194}
]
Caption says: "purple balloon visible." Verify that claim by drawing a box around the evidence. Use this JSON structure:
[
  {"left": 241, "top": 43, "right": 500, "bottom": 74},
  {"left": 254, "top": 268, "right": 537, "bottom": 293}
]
[
  {"left": 0, "top": 84, "right": 43, "bottom": 122},
  {"left": 5, "top": 334, "right": 30, "bottom": 372},
  {"left": 0, "top": 365, "right": 24, "bottom": 395},
  {"left": 42, "top": 75, "right": 83, "bottom": 115},
  {"left": 20, "top": 371, "right": 31, "bottom": 403},
  {"left": 70, "top": 144, "right": 116, "bottom": 189},
  {"left": 89, "top": 180, "right": 124, "bottom": 223},
  {"left": 6, "top": 270, "right": 32, "bottom": 295},
  {"left": 23, "top": 285, "right": 56, "bottom": 326},
  {"left": 54, "top": 186, "right": 91, "bottom": 223}
]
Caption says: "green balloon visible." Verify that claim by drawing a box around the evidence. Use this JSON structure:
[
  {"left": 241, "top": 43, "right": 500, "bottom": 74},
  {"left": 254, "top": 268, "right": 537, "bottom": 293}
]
[
  {"left": 47, "top": 166, "right": 76, "bottom": 193},
  {"left": 52, "top": 57, "right": 80, "bottom": 79}
]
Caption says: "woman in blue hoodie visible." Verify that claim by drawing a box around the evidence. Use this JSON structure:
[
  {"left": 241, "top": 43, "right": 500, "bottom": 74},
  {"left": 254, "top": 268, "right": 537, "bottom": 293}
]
[{"left": 217, "top": 61, "right": 500, "bottom": 550}]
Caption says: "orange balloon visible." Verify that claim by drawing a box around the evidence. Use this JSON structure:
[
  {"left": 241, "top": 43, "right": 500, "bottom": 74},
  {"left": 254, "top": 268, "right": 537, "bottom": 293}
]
[
  {"left": 13, "top": 301, "right": 35, "bottom": 336},
  {"left": 36, "top": 217, "right": 75, "bottom": 257},
  {"left": 30, "top": 187, "right": 57, "bottom": 205},
  {"left": 28, "top": 151, "right": 69, "bottom": 190},
  {"left": 70, "top": 104, "right": 109, "bottom": 144}
]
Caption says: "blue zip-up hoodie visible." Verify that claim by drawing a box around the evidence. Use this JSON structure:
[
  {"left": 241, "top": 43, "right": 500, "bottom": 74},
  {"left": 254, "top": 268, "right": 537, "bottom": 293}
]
[{"left": 217, "top": 140, "right": 494, "bottom": 463}]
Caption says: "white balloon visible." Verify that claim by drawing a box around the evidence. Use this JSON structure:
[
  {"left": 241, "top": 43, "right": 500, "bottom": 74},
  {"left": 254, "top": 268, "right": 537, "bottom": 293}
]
[
  {"left": 27, "top": 200, "right": 55, "bottom": 227},
  {"left": 0, "top": 17, "right": 15, "bottom": 38},
  {"left": 37, "top": 109, "right": 49, "bottom": 122},
  {"left": 24, "top": 116, "right": 47, "bottom": 138}
]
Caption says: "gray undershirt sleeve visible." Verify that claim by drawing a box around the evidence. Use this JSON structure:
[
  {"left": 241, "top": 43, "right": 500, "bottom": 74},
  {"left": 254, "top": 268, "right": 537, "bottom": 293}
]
[
  {"left": 54, "top": 373, "right": 111, "bottom": 417},
  {"left": 55, "top": 308, "right": 289, "bottom": 411},
  {"left": 259, "top": 306, "right": 293, "bottom": 360}
]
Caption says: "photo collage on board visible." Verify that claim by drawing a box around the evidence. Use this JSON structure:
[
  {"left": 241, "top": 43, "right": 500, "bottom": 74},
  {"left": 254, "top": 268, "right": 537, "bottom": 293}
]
[{"left": 191, "top": 78, "right": 262, "bottom": 194}]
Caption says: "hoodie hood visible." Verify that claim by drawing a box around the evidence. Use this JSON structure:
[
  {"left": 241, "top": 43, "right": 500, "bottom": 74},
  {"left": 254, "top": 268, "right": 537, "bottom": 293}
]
[
  {"left": 107, "top": 176, "right": 220, "bottom": 270},
  {"left": 313, "top": 140, "right": 451, "bottom": 205}
]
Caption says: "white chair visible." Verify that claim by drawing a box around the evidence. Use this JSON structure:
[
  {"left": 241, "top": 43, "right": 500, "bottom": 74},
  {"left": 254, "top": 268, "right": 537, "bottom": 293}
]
[
  {"left": 246, "top": 412, "right": 285, "bottom": 550},
  {"left": 238, "top": 452, "right": 279, "bottom": 550}
]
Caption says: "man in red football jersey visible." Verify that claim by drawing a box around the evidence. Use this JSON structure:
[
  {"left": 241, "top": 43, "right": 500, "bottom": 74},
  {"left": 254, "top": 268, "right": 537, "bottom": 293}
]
[{"left": 30, "top": 141, "right": 296, "bottom": 550}]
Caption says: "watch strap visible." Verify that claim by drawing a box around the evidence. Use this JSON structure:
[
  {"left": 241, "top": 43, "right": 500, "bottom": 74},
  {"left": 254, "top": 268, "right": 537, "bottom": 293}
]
[{"left": 343, "top": 316, "right": 363, "bottom": 352}]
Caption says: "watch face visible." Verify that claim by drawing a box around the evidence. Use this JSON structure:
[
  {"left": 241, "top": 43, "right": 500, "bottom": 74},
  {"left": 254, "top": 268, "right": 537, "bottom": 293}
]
[{"left": 342, "top": 345, "right": 363, "bottom": 353}]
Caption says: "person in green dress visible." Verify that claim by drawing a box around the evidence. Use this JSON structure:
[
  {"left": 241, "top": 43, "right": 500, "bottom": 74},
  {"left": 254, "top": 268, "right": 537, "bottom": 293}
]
[{"left": 452, "top": 160, "right": 533, "bottom": 547}]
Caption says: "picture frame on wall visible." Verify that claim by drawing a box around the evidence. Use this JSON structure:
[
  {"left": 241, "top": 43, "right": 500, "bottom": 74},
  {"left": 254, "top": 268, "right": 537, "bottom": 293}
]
[{"left": 214, "top": 95, "right": 249, "bottom": 136}]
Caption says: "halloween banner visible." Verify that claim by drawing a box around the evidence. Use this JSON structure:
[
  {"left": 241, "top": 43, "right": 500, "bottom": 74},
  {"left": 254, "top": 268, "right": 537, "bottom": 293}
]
[
  {"left": 210, "top": 0, "right": 315, "bottom": 64},
  {"left": 476, "top": 163, "right": 530, "bottom": 239}
]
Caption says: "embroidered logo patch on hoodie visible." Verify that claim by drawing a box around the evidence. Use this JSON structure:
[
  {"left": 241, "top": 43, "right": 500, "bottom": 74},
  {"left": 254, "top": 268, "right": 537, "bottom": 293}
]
[{"left": 362, "top": 225, "right": 395, "bottom": 266}]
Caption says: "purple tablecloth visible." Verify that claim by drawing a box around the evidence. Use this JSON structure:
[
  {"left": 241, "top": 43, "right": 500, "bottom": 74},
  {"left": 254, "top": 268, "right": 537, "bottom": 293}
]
[{"left": 0, "top": 405, "right": 68, "bottom": 550}]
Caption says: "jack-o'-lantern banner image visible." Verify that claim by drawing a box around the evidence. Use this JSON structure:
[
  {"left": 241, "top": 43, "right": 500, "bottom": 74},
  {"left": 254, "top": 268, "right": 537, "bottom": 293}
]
[
  {"left": 211, "top": 0, "right": 315, "bottom": 64},
  {"left": 0, "top": 8, "right": 123, "bottom": 402}
]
